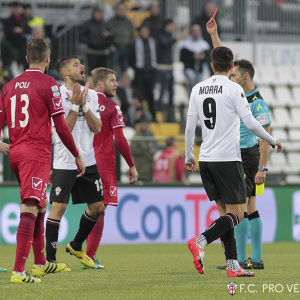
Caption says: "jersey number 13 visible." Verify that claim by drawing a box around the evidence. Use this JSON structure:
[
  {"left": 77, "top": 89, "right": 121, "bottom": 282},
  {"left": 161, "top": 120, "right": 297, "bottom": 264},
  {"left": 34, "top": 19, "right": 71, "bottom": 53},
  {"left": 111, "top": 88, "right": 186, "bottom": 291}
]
[{"left": 10, "top": 94, "right": 29, "bottom": 128}]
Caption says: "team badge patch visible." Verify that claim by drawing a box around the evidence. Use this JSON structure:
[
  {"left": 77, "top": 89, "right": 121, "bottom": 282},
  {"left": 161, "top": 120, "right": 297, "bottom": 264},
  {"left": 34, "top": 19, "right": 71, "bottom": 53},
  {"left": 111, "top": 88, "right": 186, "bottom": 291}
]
[
  {"left": 51, "top": 85, "right": 60, "bottom": 97},
  {"left": 228, "top": 282, "right": 237, "bottom": 295},
  {"left": 32, "top": 177, "right": 43, "bottom": 191},
  {"left": 55, "top": 187, "right": 61, "bottom": 196}
]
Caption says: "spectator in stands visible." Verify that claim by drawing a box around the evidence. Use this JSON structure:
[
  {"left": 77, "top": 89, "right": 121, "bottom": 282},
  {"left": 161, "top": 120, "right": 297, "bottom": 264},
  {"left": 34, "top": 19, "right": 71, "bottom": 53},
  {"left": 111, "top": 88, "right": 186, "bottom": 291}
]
[
  {"left": 153, "top": 137, "right": 185, "bottom": 183},
  {"left": 116, "top": 72, "right": 134, "bottom": 126},
  {"left": 129, "top": 24, "right": 157, "bottom": 122},
  {"left": 129, "top": 92, "right": 145, "bottom": 126},
  {"left": 193, "top": 0, "right": 220, "bottom": 49},
  {"left": 180, "top": 24, "right": 210, "bottom": 93},
  {"left": 130, "top": 112, "right": 156, "bottom": 181},
  {"left": 108, "top": 2, "right": 135, "bottom": 73},
  {"left": 142, "top": 1, "right": 164, "bottom": 39},
  {"left": 156, "top": 19, "right": 177, "bottom": 123},
  {"left": 80, "top": 5, "right": 112, "bottom": 74},
  {"left": 3, "top": 1, "right": 31, "bottom": 72},
  {"left": 0, "top": 58, "right": 13, "bottom": 91},
  {"left": 0, "top": 22, "right": 17, "bottom": 72},
  {"left": 23, "top": 3, "right": 45, "bottom": 29}
]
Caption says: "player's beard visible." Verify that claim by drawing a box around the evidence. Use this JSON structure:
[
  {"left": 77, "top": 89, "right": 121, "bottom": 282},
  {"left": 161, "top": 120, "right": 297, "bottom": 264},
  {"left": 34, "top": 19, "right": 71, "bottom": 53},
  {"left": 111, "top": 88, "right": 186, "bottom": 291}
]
[
  {"left": 104, "top": 88, "right": 115, "bottom": 98},
  {"left": 70, "top": 74, "right": 85, "bottom": 85}
]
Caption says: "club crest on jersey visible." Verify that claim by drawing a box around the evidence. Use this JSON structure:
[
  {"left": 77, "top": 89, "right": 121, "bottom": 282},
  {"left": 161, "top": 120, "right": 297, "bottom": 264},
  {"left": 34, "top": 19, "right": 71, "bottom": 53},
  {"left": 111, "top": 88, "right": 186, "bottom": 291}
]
[
  {"left": 228, "top": 282, "right": 237, "bottom": 295},
  {"left": 51, "top": 85, "right": 60, "bottom": 97},
  {"left": 110, "top": 186, "right": 117, "bottom": 196},
  {"left": 52, "top": 97, "right": 62, "bottom": 109},
  {"left": 55, "top": 187, "right": 61, "bottom": 196},
  {"left": 86, "top": 94, "right": 90, "bottom": 103},
  {"left": 51, "top": 241, "right": 58, "bottom": 249},
  {"left": 32, "top": 177, "right": 43, "bottom": 191}
]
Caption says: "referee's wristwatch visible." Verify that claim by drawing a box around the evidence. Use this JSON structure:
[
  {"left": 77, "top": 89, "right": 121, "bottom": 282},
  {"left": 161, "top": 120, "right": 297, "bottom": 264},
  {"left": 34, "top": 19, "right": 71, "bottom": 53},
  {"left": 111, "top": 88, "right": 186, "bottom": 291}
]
[{"left": 258, "top": 165, "right": 268, "bottom": 172}]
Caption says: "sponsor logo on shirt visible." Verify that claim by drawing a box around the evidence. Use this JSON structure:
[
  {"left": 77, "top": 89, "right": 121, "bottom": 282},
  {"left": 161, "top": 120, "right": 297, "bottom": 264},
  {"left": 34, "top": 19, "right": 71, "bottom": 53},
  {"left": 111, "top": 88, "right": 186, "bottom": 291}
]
[
  {"left": 52, "top": 97, "right": 62, "bottom": 110},
  {"left": 110, "top": 186, "right": 117, "bottom": 196},
  {"left": 51, "top": 85, "right": 60, "bottom": 97},
  {"left": 32, "top": 177, "right": 43, "bottom": 191}
]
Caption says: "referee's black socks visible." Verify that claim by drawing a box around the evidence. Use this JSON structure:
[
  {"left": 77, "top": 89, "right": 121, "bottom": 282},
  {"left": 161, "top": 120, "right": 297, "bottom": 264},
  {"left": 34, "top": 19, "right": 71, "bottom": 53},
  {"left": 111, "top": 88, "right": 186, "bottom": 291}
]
[{"left": 70, "top": 211, "right": 98, "bottom": 251}]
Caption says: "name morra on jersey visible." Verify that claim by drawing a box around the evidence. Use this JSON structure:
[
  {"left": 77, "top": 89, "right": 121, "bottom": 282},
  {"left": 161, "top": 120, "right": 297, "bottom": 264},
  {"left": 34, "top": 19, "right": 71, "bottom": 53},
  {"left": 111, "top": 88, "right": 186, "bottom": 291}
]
[{"left": 187, "top": 75, "right": 252, "bottom": 162}]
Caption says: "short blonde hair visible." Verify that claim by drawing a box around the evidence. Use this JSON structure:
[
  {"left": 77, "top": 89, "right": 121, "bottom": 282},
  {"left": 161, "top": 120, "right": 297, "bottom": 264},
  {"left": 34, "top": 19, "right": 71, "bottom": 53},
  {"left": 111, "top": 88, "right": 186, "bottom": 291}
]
[{"left": 91, "top": 67, "right": 117, "bottom": 87}]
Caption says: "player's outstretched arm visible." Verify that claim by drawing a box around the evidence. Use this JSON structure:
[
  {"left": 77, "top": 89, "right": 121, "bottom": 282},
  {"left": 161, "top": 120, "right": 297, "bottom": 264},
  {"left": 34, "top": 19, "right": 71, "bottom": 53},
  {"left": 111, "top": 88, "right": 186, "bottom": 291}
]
[
  {"left": 206, "top": 18, "right": 221, "bottom": 48},
  {"left": 0, "top": 142, "right": 9, "bottom": 155},
  {"left": 241, "top": 114, "right": 282, "bottom": 153}
]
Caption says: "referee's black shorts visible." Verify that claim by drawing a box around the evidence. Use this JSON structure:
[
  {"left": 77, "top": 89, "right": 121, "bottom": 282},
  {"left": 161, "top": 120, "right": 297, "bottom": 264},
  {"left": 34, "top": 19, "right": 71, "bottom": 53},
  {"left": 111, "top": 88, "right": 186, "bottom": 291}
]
[
  {"left": 241, "top": 145, "right": 260, "bottom": 198},
  {"left": 199, "top": 161, "right": 246, "bottom": 204},
  {"left": 50, "top": 164, "right": 104, "bottom": 205}
]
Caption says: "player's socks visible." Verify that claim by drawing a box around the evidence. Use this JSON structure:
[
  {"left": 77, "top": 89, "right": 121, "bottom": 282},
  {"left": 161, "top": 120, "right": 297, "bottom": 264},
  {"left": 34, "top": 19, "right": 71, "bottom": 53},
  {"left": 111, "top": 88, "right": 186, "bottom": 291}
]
[
  {"left": 32, "top": 212, "right": 47, "bottom": 265},
  {"left": 235, "top": 212, "right": 249, "bottom": 263},
  {"left": 227, "top": 259, "right": 240, "bottom": 271},
  {"left": 221, "top": 227, "right": 237, "bottom": 260},
  {"left": 45, "top": 218, "right": 60, "bottom": 262},
  {"left": 14, "top": 212, "right": 36, "bottom": 272},
  {"left": 70, "top": 211, "right": 98, "bottom": 251},
  {"left": 86, "top": 212, "right": 105, "bottom": 260},
  {"left": 196, "top": 234, "right": 207, "bottom": 249},
  {"left": 202, "top": 213, "right": 239, "bottom": 244},
  {"left": 249, "top": 210, "right": 262, "bottom": 262}
]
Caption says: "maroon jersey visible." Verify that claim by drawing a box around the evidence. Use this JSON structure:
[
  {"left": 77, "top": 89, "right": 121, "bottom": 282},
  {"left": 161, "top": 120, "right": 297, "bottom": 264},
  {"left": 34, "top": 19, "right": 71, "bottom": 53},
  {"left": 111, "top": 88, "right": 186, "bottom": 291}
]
[
  {"left": 153, "top": 148, "right": 185, "bottom": 183},
  {"left": 93, "top": 92, "right": 125, "bottom": 172},
  {"left": 0, "top": 68, "right": 64, "bottom": 164}
]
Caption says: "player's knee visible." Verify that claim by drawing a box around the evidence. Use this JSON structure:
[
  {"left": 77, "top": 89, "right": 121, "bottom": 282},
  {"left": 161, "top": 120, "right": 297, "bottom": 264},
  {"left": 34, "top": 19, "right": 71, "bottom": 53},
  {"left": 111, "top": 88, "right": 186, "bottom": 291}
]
[
  {"left": 49, "top": 202, "right": 67, "bottom": 219},
  {"left": 88, "top": 201, "right": 105, "bottom": 218}
]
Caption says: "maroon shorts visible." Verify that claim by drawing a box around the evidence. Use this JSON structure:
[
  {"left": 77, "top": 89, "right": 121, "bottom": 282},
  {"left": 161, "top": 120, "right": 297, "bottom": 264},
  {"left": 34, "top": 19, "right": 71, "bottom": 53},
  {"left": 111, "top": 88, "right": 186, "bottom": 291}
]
[
  {"left": 99, "top": 170, "right": 118, "bottom": 206},
  {"left": 11, "top": 160, "right": 50, "bottom": 208}
]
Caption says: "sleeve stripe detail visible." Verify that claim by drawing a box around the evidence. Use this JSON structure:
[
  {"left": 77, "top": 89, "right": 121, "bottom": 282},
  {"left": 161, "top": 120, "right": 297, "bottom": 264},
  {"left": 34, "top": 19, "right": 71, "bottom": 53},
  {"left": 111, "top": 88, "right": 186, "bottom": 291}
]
[
  {"left": 51, "top": 110, "right": 65, "bottom": 116},
  {"left": 112, "top": 125, "right": 125, "bottom": 129}
]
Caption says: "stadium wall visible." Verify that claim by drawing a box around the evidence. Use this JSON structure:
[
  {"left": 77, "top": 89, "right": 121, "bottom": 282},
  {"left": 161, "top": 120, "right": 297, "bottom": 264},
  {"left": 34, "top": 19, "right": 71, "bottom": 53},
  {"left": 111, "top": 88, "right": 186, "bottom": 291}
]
[
  {"left": 223, "top": 41, "right": 300, "bottom": 67},
  {"left": 0, "top": 186, "right": 299, "bottom": 245}
]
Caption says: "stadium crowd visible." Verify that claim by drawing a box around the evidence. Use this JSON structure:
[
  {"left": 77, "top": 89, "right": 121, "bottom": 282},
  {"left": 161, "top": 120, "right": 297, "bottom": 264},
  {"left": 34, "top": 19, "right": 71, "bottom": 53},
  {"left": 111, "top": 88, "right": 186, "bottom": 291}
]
[{"left": 0, "top": 0, "right": 218, "bottom": 126}]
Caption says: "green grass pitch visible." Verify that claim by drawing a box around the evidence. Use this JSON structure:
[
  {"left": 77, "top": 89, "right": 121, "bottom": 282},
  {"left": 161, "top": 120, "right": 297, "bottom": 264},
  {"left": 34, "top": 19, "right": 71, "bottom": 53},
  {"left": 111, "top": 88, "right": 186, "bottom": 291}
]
[{"left": 0, "top": 242, "right": 299, "bottom": 299}]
